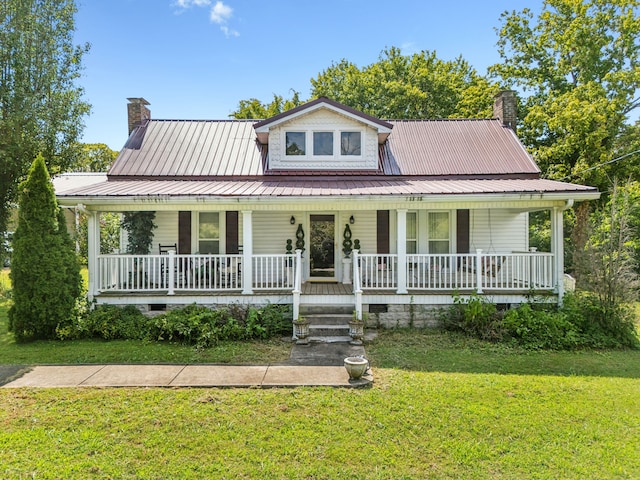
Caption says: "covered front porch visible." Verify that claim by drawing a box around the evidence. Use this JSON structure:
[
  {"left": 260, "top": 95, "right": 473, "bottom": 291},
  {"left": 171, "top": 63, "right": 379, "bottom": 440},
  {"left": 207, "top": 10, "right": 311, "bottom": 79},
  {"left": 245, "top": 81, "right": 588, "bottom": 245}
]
[{"left": 91, "top": 249, "right": 559, "bottom": 320}]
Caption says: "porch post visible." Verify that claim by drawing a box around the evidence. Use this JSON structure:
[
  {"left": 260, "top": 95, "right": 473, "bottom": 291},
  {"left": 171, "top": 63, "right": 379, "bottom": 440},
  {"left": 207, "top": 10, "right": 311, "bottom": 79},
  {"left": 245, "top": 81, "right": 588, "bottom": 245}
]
[
  {"left": 87, "top": 211, "right": 99, "bottom": 301},
  {"left": 396, "top": 209, "right": 408, "bottom": 294},
  {"left": 551, "top": 207, "right": 565, "bottom": 302},
  {"left": 242, "top": 210, "right": 253, "bottom": 294}
]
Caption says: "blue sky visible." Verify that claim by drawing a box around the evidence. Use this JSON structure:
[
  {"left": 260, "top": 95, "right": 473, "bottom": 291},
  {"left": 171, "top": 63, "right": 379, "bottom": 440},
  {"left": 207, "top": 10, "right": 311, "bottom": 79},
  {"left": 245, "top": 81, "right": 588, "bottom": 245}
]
[{"left": 75, "top": 0, "right": 535, "bottom": 150}]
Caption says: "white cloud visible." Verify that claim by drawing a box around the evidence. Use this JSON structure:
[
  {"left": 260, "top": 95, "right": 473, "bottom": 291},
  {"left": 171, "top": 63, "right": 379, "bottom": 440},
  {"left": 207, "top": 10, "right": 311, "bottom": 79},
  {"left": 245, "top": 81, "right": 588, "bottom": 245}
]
[
  {"left": 210, "top": 1, "right": 233, "bottom": 24},
  {"left": 220, "top": 25, "right": 240, "bottom": 38},
  {"left": 174, "top": 0, "right": 211, "bottom": 8},
  {"left": 172, "top": 0, "right": 239, "bottom": 37}
]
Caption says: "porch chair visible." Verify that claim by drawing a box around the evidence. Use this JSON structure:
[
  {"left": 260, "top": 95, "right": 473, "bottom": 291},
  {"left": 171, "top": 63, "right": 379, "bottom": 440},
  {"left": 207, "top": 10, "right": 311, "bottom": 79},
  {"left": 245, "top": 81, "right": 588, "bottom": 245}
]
[{"left": 158, "top": 243, "right": 177, "bottom": 254}]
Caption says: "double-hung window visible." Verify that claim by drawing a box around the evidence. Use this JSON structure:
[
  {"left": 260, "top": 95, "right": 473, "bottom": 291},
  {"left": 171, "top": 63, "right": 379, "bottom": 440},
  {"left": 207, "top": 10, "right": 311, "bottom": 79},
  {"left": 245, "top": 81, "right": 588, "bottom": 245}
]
[
  {"left": 406, "top": 212, "right": 417, "bottom": 254},
  {"left": 198, "top": 212, "right": 220, "bottom": 254},
  {"left": 428, "top": 212, "right": 450, "bottom": 254}
]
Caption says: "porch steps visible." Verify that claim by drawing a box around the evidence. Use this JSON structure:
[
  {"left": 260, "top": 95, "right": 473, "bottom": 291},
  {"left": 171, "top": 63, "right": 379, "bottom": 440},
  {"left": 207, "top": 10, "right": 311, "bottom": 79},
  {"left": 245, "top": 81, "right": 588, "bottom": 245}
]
[{"left": 300, "top": 305, "right": 354, "bottom": 343}]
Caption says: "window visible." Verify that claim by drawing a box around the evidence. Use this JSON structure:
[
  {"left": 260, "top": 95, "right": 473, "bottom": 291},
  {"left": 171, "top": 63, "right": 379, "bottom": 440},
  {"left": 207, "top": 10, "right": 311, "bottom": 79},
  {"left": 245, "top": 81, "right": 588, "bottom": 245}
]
[
  {"left": 428, "top": 212, "right": 450, "bottom": 254},
  {"left": 341, "top": 132, "right": 361, "bottom": 155},
  {"left": 313, "top": 132, "right": 333, "bottom": 155},
  {"left": 406, "top": 212, "right": 417, "bottom": 254},
  {"left": 198, "top": 212, "right": 219, "bottom": 254},
  {"left": 286, "top": 132, "right": 305, "bottom": 156}
]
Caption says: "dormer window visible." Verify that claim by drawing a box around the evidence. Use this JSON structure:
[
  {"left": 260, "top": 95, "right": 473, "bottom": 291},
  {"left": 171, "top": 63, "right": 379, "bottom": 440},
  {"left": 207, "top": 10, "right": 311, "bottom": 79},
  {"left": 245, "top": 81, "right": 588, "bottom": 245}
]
[
  {"left": 341, "top": 132, "right": 361, "bottom": 156},
  {"left": 284, "top": 130, "right": 363, "bottom": 158},
  {"left": 286, "top": 132, "right": 305, "bottom": 156},
  {"left": 313, "top": 132, "right": 333, "bottom": 155}
]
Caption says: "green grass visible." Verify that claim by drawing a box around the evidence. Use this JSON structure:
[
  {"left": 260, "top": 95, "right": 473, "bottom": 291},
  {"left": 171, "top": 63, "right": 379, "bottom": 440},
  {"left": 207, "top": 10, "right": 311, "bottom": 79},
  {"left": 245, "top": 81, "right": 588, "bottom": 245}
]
[
  {"left": 1, "top": 367, "right": 639, "bottom": 478},
  {"left": 1, "top": 272, "right": 640, "bottom": 478}
]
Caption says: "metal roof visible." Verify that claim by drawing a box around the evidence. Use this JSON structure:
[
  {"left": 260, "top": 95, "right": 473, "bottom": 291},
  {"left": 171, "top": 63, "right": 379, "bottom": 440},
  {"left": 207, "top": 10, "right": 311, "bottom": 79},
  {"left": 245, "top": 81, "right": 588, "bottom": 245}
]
[
  {"left": 107, "top": 118, "right": 540, "bottom": 178},
  {"left": 56, "top": 177, "right": 597, "bottom": 200},
  {"left": 382, "top": 120, "right": 540, "bottom": 176}
]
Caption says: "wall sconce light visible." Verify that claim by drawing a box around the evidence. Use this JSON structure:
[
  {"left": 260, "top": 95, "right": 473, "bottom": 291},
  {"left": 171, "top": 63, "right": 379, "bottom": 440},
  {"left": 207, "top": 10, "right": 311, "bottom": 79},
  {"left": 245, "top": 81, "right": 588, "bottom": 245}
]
[
  {"left": 290, "top": 215, "right": 296, "bottom": 225},
  {"left": 349, "top": 215, "right": 355, "bottom": 225}
]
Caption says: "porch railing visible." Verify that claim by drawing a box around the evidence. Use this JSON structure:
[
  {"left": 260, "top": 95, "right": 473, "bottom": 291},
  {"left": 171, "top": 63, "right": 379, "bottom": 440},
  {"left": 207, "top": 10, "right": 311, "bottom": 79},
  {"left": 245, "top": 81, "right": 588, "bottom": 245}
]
[
  {"left": 96, "top": 251, "right": 555, "bottom": 296},
  {"left": 96, "top": 253, "right": 295, "bottom": 293},
  {"left": 354, "top": 251, "right": 555, "bottom": 292}
]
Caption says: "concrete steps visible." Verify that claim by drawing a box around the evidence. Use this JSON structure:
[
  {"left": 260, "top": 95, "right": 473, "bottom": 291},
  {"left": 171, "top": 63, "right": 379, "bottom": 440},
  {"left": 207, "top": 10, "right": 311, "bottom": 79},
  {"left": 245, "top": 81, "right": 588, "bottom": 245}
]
[{"left": 300, "top": 305, "right": 355, "bottom": 343}]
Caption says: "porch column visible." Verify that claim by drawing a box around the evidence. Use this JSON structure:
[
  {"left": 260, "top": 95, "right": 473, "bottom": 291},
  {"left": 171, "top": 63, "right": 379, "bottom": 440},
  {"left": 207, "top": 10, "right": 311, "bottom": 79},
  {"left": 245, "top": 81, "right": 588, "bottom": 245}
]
[
  {"left": 551, "top": 206, "right": 565, "bottom": 301},
  {"left": 396, "top": 209, "right": 408, "bottom": 294},
  {"left": 87, "top": 210, "right": 100, "bottom": 301},
  {"left": 242, "top": 210, "right": 253, "bottom": 294}
]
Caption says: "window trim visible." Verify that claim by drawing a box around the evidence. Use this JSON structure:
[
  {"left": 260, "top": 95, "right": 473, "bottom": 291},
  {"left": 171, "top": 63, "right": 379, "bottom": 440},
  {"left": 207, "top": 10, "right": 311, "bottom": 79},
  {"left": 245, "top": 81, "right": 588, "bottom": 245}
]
[{"left": 282, "top": 129, "right": 364, "bottom": 160}]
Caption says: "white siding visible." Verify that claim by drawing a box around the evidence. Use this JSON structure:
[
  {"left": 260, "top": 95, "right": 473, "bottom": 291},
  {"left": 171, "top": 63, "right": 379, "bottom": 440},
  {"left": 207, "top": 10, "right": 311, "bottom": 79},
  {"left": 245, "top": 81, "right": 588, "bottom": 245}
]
[
  {"left": 340, "top": 211, "right": 376, "bottom": 254},
  {"left": 469, "top": 209, "right": 528, "bottom": 253},
  {"left": 268, "top": 109, "right": 378, "bottom": 170},
  {"left": 253, "top": 212, "right": 298, "bottom": 254},
  {"left": 153, "top": 212, "right": 179, "bottom": 252}
]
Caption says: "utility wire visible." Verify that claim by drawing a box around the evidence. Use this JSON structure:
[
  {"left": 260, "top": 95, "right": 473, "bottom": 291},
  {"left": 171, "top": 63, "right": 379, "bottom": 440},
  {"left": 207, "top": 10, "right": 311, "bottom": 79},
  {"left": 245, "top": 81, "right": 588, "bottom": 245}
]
[{"left": 554, "top": 149, "right": 640, "bottom": 181}]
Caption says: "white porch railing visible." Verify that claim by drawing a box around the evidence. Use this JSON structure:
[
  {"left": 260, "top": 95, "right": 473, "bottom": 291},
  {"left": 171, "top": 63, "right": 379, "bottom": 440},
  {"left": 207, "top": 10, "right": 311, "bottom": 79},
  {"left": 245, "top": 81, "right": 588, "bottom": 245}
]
[
  {"left": 97, "top": 253, "right": 294, "bottom": 293},
  {"left": 354, "top": 251, "right": 555, "bottom": 292},
  {"left": 96, "top": 251, "right": 555, "bottom": 298}
]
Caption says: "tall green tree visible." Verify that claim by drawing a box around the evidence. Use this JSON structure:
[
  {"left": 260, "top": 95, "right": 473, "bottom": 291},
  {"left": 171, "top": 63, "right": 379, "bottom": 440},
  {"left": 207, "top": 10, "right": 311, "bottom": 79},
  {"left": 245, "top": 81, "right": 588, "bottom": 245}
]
[
  {"left": 231, "top": 47, "right": 497, "bottom": 120},
  {"left": 490, "top": 0, "right": 640, "bottom": 191},
  {"left": 0, "top": 0, "right": 90, "bottom": 237},
  {"left": 311, "top": 47, "right": 497, "bottom": 119},
  {"left": 9, "top": 154, "right": 82, "bottom": 342},
  {"left": 73, "top": 143, "right": 118, "bottom": 172},
  {"left": 232, "top": 91, "right": 303, "bottom": 119}
]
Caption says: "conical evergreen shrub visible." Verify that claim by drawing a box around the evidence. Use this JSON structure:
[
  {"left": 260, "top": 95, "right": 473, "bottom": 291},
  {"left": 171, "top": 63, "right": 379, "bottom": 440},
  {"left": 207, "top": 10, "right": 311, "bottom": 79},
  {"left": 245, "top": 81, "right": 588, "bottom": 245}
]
[{"left": 9, "top": 155, "right": 82, "bottom": 341}]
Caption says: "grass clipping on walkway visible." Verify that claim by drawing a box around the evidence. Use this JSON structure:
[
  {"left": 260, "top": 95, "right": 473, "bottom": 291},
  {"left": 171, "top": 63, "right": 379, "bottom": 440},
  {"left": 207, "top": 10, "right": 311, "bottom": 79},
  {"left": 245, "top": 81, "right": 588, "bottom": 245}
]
[{"left": 1, "top": 330, "right": 640, "bottom": 478}]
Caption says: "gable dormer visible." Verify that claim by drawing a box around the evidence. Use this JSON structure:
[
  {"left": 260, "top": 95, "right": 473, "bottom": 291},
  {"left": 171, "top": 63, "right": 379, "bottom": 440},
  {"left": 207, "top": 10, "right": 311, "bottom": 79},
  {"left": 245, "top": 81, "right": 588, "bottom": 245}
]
[{"left": 254, "top": 97, "right": 392, "bottom": 171}]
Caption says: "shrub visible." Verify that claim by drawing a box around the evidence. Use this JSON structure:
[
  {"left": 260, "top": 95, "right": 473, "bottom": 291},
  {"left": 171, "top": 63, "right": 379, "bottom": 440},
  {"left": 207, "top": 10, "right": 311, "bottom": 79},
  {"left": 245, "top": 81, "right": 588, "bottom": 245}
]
[
  {"left": 150, "top": 303, "right": 291, "bottom": 349},
  {"left": 74, "top": 304, "right": 149, "bottom": 341},
  {"left": 561, "top": 292, "right": 639, "bottom": 349},
  {"left": 503, "top": 303, "right": 579, "bottom": 350},
  {"left": 9, "top": 155, "right": 82, "bottom": 341},
  {"left": 443, "top": 294, "right": 504, "bottom": 341}
]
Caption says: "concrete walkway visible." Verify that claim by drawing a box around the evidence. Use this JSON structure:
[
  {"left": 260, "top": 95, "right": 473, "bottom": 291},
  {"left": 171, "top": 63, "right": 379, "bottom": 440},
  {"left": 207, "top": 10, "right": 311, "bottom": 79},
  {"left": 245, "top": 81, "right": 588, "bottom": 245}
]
[{"left": 1, "top": 340, "right": 373, "bottom": 388}]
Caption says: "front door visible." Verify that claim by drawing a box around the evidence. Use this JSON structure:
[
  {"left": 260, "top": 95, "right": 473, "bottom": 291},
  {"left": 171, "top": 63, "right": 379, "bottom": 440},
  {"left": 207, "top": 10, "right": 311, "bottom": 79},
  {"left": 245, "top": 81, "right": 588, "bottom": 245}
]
[{"left": 310, "top": 214, "right": 336, "bottom": 279}]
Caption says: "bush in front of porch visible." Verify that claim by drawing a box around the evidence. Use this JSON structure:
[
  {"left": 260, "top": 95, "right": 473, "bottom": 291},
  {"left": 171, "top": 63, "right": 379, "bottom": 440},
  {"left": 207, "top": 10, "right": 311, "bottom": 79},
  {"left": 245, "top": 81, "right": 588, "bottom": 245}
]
[
  {"left": 443, "top": 292, "right": 640, "bottom": 350},
  {"left": 60, "top": 302, "right": 292, "bottom": 350}
]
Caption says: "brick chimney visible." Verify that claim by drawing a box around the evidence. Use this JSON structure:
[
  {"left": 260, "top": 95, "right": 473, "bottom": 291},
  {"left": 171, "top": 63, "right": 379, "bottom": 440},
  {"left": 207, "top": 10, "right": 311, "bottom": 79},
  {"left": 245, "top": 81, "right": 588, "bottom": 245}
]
[
  {"left": 493, "top": 90, "right": 517, "bottom": 130},
  {"left": 127, "top": 97, "right": 150, "bottom": 135}
]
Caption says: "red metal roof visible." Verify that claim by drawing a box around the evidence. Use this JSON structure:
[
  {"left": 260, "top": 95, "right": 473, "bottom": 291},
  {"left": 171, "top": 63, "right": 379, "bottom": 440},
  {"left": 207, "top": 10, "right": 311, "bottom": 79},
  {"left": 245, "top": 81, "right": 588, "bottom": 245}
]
[
  {"left": 107, "top": 118, "right": 540, "bottom": 178},
  {"left": 57, "top": 177, "right": 597, "bottom": 200}
]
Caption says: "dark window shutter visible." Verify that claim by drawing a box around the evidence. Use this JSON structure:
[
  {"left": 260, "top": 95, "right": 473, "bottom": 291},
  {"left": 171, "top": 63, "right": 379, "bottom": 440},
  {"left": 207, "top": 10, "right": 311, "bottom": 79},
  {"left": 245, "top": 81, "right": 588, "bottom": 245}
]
[
  {"left": 456, "top": 209, "right": 470, "bottom": 253},
  {"left": 226, "top": 211, "right": 239, "bottom": 254},
  {"left": 178, "top": 211, "right": 191, "bottom": 254},
  {"left": 377, "top": 210, "right": 390, "bottom": 254}
]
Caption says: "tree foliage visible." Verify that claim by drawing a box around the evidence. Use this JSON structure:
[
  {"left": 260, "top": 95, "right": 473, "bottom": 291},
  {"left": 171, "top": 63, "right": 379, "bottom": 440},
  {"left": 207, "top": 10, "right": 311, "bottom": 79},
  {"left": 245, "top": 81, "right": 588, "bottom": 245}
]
[
  {"left": 231, "top": 47, "right": 497, "bottom": 120},
  {"left": 311, "top": 47, "right": 497, "bottom": 119},
  {"left": 231, "top": 91, "right": 303, "bottom": 119},
  {"left": 490, "top": 0, "right": 640, "bottom": 190},
  {"left": 72, "top": 143, "right": 118, "bottom": 172},
  {"left": 121, "top": 212, "right": 157, "bottom": 255},
  {"left": 8, "top": 154, "right": 82, "bottom": 342},
  {"left": 0, "top": 0, "right": 90, "bottom": 237}
]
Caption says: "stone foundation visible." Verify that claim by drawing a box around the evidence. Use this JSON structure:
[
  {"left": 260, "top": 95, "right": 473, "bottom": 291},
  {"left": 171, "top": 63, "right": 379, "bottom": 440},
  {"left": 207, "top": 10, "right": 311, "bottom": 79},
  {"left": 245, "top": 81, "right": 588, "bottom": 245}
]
[{"left": 364, "top": 303, "right": 444, "bottom": 329}]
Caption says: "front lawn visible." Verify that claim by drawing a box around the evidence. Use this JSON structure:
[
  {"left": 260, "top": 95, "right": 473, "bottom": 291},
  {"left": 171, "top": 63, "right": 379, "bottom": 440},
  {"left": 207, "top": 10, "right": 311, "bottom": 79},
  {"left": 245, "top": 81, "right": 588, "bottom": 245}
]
[
  {"left": 1, "top": 274, "right": 640, "bottom": 478},
  {"left": 1, "top": 362, "right": 639, "bottom": 478}
]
